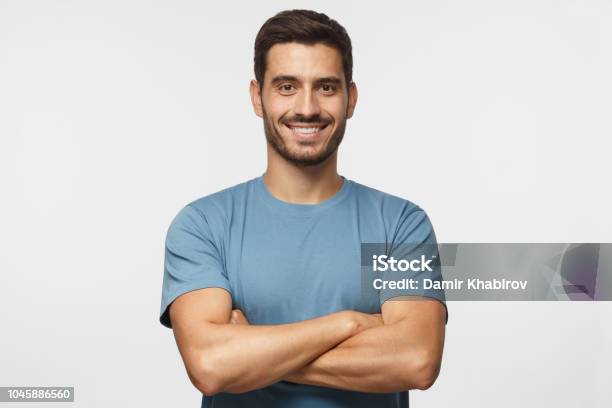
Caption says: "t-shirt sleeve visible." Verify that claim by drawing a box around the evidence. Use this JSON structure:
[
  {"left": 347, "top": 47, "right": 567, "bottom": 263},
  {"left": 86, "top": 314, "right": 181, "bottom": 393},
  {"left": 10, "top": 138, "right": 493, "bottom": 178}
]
[
  {"left": 159, "top": 204, "right": 231, "bottom": 329},
  {"left": 379, "top": 206, "right": 449, "bottom": 324}
]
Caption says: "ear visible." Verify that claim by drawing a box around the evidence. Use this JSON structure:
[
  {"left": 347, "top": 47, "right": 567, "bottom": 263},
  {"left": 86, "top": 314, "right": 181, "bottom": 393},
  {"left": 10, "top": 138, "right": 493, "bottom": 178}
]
[
  {"left": 249, "top": 79, "right": 263, "bottom": 118},
  {"left": 346, "top": 81, "right": 358, "bottom": 119}
]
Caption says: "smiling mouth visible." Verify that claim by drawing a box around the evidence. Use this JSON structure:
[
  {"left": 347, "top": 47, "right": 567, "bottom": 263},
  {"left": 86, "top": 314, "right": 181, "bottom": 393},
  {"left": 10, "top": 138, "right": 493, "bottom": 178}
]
[{"left": 285, "top": 123, "right": 329, "bottom": 136}]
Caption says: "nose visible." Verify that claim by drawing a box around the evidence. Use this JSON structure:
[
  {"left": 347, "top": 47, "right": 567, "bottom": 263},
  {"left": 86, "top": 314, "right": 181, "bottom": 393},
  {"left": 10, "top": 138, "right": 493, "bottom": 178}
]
[{"left": 294, "top": 88, "right": 321, "bottom": 117}]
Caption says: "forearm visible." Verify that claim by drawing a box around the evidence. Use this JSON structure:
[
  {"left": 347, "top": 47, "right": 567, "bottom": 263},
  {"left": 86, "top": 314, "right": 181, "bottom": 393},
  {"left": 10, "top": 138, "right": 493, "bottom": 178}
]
[
  {"left": 284, "top": 319, "right": 436, "bottom": 392},
  {"left": 191, "top": 311, "right": 357, "bottom": 395}
]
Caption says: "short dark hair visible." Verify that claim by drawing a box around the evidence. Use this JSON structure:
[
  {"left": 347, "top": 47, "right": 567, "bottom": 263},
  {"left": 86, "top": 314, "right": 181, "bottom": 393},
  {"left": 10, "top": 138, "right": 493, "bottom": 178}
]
[{"left": 254, "top": 9, "right": 353, "bottom": 89}]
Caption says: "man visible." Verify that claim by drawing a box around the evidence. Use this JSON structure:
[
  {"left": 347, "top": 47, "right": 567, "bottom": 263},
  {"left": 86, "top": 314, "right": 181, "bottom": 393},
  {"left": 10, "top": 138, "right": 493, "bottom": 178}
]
[{"left": 160, "top": 9, "right": 447, "bottom": 408}]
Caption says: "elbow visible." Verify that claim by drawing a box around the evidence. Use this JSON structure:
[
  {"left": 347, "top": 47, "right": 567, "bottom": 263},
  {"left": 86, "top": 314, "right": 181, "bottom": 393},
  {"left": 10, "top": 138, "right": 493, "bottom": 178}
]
[
  {"left": 412, "top": 364, "right": 438, "bottom": 391},
  {"left": 194, "top": 379, "right": 221, "bottom": 397},
  {"left": 189, "top": 353, "right": 227, "bottom": 396},
  {"left": 400, "top": 350, "right": 442, "bottom": 391},
  {"left": 413, "top": 353, "right": 441, "bottom": 390},
  {"left": 193, "top": 374, "right": 222, "bottom": 397}
]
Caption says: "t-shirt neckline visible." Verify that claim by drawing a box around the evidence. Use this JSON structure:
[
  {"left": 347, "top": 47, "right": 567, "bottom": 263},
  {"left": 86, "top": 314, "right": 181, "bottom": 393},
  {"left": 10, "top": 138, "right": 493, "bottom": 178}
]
[{"left": 255, "top": 174, "right": 353, "bottom": 216}]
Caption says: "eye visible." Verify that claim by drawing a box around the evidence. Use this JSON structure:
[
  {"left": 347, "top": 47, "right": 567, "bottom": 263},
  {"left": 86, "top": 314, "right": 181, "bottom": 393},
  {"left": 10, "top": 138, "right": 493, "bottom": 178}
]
[
  {"left": 278, "top": 83, "right": 296, "bottom": 94},
  {"left": 320, "top": 84, "right": 337, "bottom": 94}
]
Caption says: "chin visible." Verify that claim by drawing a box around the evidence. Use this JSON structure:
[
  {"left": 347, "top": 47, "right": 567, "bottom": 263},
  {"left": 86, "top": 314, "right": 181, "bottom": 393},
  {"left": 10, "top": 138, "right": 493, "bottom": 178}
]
[{"left": 288, "top": 146, "right": 325, "bottom": 158}]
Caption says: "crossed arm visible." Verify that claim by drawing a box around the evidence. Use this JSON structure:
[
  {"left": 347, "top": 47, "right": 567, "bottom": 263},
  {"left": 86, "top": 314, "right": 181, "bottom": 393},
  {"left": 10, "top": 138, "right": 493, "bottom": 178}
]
[{"left": 169, "top": 288, "right": 446, "bottom": 396}]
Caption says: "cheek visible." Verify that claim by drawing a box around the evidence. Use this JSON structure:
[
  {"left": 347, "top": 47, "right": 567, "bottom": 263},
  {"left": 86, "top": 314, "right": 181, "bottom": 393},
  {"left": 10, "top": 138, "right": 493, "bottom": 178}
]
[
  {"left": 321, "top": 97, "right": 348, "bottom": 120},
  {"left": 264, "top": 95, "right": 294, "bottom": 120}
]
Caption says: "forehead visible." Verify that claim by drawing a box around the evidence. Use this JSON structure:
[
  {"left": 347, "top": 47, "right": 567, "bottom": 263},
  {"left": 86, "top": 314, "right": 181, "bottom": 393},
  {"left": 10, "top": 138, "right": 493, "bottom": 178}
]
[{"left": 265, "top": 42, "right": 344, "bottom": 83}]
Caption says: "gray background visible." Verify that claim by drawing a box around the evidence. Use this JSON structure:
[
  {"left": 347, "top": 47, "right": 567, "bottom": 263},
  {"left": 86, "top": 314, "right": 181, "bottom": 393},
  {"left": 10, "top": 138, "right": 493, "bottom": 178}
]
[{"left": 1, "top": 0, "right": 610, "bottom": 407}]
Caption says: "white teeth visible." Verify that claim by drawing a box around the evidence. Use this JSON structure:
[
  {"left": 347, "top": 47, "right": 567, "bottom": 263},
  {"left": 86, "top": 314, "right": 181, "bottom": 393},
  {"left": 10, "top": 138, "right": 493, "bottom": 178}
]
[{"left": 291, "top": 127, "right": 321, "bottom": 134}]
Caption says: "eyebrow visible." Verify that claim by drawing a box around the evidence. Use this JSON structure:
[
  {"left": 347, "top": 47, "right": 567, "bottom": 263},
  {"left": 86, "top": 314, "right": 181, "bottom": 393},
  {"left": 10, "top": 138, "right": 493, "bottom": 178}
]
[{"left": 270, "top": 75, "right": 343, "bottom": 87}]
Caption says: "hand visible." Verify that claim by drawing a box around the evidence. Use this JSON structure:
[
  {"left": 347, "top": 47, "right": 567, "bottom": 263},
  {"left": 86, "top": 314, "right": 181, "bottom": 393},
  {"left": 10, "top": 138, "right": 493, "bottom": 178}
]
[
  {"left": 347, "top": 311, "right": 383, "bottom": 336},
  {"left": 230, "top": 309, "right": 250, "bottom": 325}
]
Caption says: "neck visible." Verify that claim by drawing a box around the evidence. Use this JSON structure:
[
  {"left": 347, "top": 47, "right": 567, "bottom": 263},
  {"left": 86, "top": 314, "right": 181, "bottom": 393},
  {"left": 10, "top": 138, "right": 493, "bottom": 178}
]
[{"left": 263, "top": 147, "right": 343, "bottom": 204}]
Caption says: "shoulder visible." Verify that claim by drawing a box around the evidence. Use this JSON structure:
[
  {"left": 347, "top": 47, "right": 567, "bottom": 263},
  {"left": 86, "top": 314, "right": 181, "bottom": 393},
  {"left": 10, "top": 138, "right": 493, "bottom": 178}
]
[
  {"left": 350, "top": 179, "right": 425, "bottom": 218},
  {"left": 168, "top": 178, "right": 256, "bottom": 235},
  {"left": 188, "top": 178, "right": 254, "bottom": 217},
  {"left": 349, "top": 179, "right": 436, "bottom": 242}
]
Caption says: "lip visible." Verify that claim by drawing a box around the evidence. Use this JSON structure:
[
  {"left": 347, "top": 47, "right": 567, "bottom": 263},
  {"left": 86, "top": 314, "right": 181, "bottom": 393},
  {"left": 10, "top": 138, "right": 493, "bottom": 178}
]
[
  {"left": 284, "top": 123, "right": 329, "bottom": 139},
  {"left": 285, "top": 123, "right": 329, "bottom": 128}
]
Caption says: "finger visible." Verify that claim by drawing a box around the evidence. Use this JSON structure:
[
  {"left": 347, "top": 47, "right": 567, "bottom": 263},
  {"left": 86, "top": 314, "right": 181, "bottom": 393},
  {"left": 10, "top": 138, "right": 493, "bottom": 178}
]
[
  {"left": 230, "top": 310, "right": 241, "bottom": 324},
  {"left": 231, "top": 309, "right": 249, "bottom": 325}
]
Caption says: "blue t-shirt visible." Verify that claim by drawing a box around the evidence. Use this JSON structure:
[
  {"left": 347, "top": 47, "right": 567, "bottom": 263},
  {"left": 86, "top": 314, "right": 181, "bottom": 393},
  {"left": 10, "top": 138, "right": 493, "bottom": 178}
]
[{"left": 160, "top": 175, "right": 447, "bottom": 408}]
